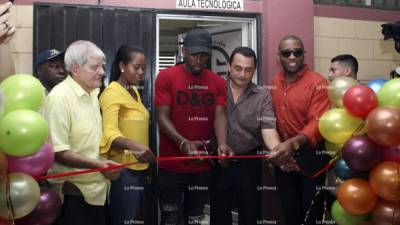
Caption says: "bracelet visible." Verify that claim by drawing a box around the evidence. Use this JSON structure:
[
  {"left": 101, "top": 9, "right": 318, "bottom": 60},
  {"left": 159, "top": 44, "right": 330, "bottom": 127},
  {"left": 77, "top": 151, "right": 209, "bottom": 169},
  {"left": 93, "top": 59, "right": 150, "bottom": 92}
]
[
  {"left": 292, "top": 140, "right": 300, "bottom": 152},
  {"left": 179, "top": 139, "right": 187, "bottom": 151}
]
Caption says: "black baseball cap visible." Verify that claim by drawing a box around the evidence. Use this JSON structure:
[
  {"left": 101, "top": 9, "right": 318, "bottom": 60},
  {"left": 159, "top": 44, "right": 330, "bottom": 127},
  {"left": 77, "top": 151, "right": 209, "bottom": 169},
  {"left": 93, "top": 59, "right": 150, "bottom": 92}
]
[
  {"left": 183, "top": 28, "right": 212, "bottom": 54},
  {"left": 35, "top": 49, "right": 64, "bottom": 67}
]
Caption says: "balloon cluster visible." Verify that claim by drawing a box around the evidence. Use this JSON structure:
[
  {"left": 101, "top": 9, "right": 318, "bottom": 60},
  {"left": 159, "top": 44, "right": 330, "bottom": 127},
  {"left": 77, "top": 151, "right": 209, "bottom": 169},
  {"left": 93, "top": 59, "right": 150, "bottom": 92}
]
[
  {"left": 319, "top": 77, "right": 400, "bottom": 225},
  {"left": 0, "top": 75, "right": 61, "bottom": 225}
]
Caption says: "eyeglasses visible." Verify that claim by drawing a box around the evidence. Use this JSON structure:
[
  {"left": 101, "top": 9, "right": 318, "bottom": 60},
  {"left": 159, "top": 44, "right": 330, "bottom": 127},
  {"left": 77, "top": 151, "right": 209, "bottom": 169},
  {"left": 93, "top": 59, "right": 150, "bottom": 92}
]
[{"left": 279, "top": 49, "right": 305, "bottom": 58}]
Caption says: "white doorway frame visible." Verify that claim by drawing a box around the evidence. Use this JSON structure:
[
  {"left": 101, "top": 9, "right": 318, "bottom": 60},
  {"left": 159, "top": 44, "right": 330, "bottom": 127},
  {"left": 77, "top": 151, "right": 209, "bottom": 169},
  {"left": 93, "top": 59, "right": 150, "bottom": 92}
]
[{"left": 156, "top": 13, "right": 259, "bottom": 82}]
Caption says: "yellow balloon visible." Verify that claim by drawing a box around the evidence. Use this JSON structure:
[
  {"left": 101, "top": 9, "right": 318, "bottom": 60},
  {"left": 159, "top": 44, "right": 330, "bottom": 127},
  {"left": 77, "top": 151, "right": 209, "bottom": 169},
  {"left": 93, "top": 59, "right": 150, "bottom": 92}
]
[
  {"left": 319, "top": 108, "right": 365, "bottom": 144},
  {"left": 325, "top": 141, "right": 343, "bottom": 158},
  {"left": 328, "top": 76, "right": 358, "bottom": 108},
  {"left": 0, "top": 173, "right": 40, "bottom": 219}
]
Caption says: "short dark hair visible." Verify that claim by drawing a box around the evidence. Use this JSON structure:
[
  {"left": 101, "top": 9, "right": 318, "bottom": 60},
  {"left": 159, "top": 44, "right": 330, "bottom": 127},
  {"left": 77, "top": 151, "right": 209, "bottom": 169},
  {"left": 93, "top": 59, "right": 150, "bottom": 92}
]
[
  {"left": 110, "top": 45, "right": 145, "bottom": 82},
  {"left": 229, "top": 46, "right": 257, "bottom": 66},
  {"left": 331, "top": 54, "right": 358, "bottom": 75},
  {"left": 278, "top": 35, "right": 304, "bottom": 50}
]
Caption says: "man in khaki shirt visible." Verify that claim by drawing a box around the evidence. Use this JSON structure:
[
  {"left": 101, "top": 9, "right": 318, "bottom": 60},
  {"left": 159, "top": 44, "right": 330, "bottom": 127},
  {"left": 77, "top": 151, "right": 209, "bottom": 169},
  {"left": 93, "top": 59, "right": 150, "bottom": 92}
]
[{"left": 41, "top": 40, "right": 121, "bottom": 225}]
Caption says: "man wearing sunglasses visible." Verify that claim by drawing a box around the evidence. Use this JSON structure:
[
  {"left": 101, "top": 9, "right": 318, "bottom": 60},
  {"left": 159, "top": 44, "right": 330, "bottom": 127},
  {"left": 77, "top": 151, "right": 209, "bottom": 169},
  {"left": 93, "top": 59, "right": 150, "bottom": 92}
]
[{"left": 270, "top": 35, "right": 331, "bottom": 225}]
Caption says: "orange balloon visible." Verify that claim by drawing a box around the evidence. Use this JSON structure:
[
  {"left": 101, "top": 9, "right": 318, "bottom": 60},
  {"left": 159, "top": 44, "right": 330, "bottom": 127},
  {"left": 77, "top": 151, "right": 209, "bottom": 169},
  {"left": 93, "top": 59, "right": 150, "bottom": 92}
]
[
  {"left": 369, "top": 161, "right": 400, "bottom": 201},
  {"left": 0, "top": 152, "right": 7, "bottom": 181},
  {"left": 337, "top": 178, "right": 377, "bottom": 215},
  {"left": 366, "top": 106, "right": 400, "bottom": 147}
]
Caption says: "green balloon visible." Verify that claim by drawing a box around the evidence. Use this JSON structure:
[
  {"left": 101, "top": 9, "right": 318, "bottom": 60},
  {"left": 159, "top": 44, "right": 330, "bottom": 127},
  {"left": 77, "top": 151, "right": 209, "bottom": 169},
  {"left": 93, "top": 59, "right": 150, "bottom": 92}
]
[
  {"left": 378, "top": 78, "right": 400, "bottom": 107},
  {"left": 0, "top": 88, "right": 4, "bottom": 119},
  {"left": 331, "top": 200, "right": 368, "bottom": 225},
  {"left": 0, "top": 110, "right": 49, "bottom": 156},
  {"left": 0, "top": 74, "right": 45, "bottom": 114}
]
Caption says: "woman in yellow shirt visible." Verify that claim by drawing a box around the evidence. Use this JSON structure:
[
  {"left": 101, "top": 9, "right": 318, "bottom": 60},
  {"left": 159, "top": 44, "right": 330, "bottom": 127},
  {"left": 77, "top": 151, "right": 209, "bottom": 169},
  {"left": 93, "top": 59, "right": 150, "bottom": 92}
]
[{"left": 100, "top": 45, "right": 155, "bottom": 225}]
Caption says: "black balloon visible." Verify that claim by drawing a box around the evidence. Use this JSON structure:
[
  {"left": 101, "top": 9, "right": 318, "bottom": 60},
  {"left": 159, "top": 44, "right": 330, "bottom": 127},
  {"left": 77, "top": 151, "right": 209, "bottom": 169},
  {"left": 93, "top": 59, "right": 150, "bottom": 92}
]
[{"left": 334, "top": 158, "right": 369, "bottom": 180}]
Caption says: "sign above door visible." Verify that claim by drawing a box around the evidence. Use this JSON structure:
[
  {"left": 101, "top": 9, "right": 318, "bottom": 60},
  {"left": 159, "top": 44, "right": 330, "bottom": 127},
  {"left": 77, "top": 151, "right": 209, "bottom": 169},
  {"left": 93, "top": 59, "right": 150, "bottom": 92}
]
[{"left": 176, "top": 0, "right": 244, "bottom": 11}]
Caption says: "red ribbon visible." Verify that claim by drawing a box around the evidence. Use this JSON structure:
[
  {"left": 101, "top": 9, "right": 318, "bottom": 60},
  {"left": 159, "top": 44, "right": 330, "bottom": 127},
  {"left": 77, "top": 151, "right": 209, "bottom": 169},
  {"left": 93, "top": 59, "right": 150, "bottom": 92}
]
[
  {"left": 36, "top": 155, "right": 269, "bottom": 180},
  {"left": 36, "top": 154, "right": 333, "bottom": 181}
]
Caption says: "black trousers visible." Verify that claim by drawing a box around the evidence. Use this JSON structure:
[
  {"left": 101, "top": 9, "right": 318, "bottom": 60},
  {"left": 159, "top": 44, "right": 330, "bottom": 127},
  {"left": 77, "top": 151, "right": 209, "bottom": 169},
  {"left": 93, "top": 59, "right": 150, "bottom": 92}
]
[
  {"left": 275, "top": 146, "right": 330, "bottom": 225},
  {"left": 210, "top": 158, "right": 261, "bottom": 225},
  {"left": 55, "top": 195, "right": 106, "bottom": 225}
]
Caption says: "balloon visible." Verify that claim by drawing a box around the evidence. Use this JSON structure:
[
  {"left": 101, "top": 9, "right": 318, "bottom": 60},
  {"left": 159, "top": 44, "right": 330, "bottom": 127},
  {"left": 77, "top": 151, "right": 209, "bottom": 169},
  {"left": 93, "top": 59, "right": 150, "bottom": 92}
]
[
  {"left": 377, "top": 78, "right": 400, "bottom": 107},
  {"left": 16, "top": 188, "right": 62, "bottom": 225},
  {"left": 334, "top": 158, "right": 369, "bottom": 180},
  {"left": 366, "top": 106, "right": 400, "bottom": 147},
  {"left": 0, "top": 110, "right": 49, "bottom": 157},
  {"left": 319, "top": 108, "right": 365, "bottom": 144},
  {"left": 0, "top": 74, "right": 45, "bottom": 114},
  {"left": 342, "top": 85, "right": 378, "bottom": 118},
  {"left": 380, "top": 145, "right": 400, "bottom": 162},
  {"left": 371, "top": 199, "right": 400, "bottom": 225},
  {"left": 0, "top": 88, "right": 5, "bottom": 119},
  {"left": 328, "top": 76, "right": 358, "bottom": 108},
  {"left": 367, "top": 79, "right": 387, "bottom": 93},
  {"left": 0, "top": 173, "right": 40, "bottom": 219},
  {"left": 325, "top": 141, "right": 343, "bottom": 158},
  {"left": 337, "top": 178, "right": 377, "bottom": 215},
  {"left": 0, "top": 152, "right": 7, "bottom": 181},
  {"left": 331, "top": 200, "right": 368, "bottom": 225},
  {"left": 7, "top": 143, "right": 54, "bottom": 177},
  {"left": 342, "top": 136, "right": 380, "bottom": 171},
  {"left": 369, "top": 161, "right": 400, "bottom": 201}
]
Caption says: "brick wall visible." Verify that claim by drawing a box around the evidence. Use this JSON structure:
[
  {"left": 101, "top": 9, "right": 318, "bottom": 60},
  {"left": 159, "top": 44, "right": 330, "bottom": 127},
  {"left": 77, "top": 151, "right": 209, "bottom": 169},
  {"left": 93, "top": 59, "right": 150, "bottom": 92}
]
[{"left": 8, "top": 5, "right": 33, "bottom": 74}]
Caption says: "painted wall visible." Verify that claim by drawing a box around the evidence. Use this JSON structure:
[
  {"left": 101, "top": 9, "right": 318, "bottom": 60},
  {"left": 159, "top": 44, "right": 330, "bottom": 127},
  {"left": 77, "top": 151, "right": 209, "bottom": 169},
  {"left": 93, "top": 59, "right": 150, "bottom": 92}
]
[
  {"left": 314, "top": 16, "right": 400, "bottom": 82},
  {"left": 262, "top": 0, "right": 315, "bottom": 85},
  {"left": 7, "top": 5, "right": 33, "bottom": 74}
]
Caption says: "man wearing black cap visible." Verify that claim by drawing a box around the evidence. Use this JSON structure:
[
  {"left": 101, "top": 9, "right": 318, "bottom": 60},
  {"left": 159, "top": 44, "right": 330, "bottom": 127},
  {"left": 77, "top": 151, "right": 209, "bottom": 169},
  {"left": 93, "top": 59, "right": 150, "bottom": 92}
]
[
  {"left": 35, "top": 49, "right": 67, "bottom": 92},
  {"left": 155, "top": 28, "right": 232, "bottom": 225}
]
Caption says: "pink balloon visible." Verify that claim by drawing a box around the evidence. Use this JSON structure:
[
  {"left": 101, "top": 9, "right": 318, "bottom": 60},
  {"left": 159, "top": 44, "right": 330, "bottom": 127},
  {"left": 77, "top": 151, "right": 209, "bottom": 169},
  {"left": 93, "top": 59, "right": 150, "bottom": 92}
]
[
  {"left": 16, "top": 188, "right": 62, "bottom": 225},
  {"left": 380, "top": 145, "right": 400, "bottom": 162},
  {"left": 7, "top": 143, "right": 54, "bottom": 177}
]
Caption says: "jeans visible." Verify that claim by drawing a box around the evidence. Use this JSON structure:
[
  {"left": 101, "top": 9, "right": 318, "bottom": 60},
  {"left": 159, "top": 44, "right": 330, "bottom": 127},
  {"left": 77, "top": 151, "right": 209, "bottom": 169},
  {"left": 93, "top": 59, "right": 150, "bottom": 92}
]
[
  {"left": 107, "top": 168, "right": 152, "bottom": 225},
  {"left": 157, "top": 169, "right": 210, "bottom": 225}
]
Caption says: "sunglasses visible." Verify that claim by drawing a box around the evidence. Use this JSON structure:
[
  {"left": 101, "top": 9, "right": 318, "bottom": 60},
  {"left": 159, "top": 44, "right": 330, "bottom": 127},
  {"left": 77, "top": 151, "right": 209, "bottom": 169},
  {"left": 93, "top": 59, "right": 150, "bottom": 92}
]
[{"left": 279, "top": 49, "right": 305, "bottom": 58}]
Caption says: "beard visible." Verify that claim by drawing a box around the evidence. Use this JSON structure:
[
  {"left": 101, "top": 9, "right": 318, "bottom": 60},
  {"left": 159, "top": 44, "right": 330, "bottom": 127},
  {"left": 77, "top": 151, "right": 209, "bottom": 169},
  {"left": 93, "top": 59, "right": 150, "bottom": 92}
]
[{"left": 185, "top": 64, "right": 205, "bottom": 76}]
